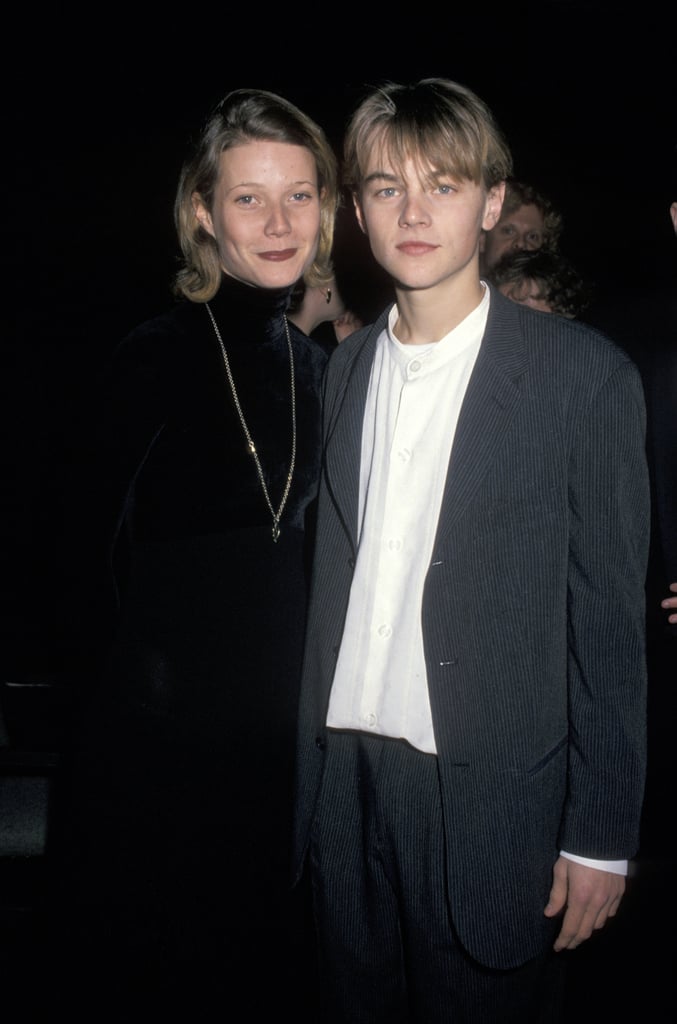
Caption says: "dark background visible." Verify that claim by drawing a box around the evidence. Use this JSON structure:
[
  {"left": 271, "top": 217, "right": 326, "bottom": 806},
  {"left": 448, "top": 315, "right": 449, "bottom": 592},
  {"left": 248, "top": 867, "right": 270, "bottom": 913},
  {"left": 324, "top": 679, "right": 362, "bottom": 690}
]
[
  {"left": 3, "top": 4, "right": 676, "bottom": 674},
  {"left": 1, "top": 7, "right": 675, "bottom": 1017}
]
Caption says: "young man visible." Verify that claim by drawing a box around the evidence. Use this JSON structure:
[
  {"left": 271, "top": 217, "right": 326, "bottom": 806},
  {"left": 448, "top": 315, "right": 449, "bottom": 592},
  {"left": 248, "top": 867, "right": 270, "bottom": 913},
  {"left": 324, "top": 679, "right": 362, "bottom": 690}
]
[
  {"left": 479, "top": 177, "right": 563, "bottom": 275},
  {"left": 292, "top": 79, "right": 650, "bottom": 1022}
]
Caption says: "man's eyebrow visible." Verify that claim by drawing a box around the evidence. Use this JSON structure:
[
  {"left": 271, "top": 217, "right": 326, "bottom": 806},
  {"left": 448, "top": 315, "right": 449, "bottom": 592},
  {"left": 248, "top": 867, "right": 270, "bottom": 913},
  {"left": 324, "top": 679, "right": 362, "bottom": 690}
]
[
  {"left": 363, "top": 170, "right": 398, "bottom": 185},
  {"left": 363, "top": 167, "right": 457, "bottom": 184}
]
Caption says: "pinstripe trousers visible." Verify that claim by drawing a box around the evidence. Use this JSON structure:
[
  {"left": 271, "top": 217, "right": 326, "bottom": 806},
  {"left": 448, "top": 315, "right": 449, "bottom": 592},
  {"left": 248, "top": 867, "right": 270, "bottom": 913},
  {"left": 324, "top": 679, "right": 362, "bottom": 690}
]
[{"left": 308, "top": 730, "right": 565, "bottom": 1023}]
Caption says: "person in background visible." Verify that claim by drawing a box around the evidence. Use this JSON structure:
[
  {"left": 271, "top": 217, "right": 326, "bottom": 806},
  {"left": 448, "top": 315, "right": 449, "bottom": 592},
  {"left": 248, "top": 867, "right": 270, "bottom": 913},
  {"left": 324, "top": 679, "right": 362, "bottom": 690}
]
[
  {"left": 288, "top": 273, "right": 364, "bottom": 349},
  {"left": 479, "top": 177, "right": 563, "bottom": 275},
  {"left": 44, "top": 87, "right": 338, "bottom": 1021},
  {"left": 487, "top": 247, "right": 593, "bottom": 318},
  {"left": 656, "top": 179, "right": 677, "bottom": 628},
  {"left": 642, "top": 175, "right": 677, "bottom": 856},
  {"left": 293, "top": 77, "right": 649, "bottom": 1023},
  {"left": 663, "top": 582, "right": 677, "bottom": 623}
]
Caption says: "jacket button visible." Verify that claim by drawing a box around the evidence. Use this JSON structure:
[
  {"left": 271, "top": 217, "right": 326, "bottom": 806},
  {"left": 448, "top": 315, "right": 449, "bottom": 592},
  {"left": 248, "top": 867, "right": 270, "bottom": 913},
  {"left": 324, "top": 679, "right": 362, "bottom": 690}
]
[{"left": 315, "top": 736, "right": 326, "bottom": 751}]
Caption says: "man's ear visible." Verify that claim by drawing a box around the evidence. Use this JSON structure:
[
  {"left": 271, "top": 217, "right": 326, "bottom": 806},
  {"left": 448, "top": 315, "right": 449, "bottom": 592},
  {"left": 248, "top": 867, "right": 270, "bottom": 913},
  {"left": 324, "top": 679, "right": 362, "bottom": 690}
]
[
  {"left": 352, "top": 191, "right": 368, "bottom": 236},
  {"left": 192, "top": 192, "right": 215, "bottom": 238},
  {"left": 482, "top": 182, "right": 505, "bottom": 231}
]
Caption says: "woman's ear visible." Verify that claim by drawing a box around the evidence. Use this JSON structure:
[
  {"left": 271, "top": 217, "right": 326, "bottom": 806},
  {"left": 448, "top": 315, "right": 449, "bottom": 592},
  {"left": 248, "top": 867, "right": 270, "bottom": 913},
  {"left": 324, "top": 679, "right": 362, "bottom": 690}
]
[{"left": 192, "top": 192, "right": 215, "bottom": 238}]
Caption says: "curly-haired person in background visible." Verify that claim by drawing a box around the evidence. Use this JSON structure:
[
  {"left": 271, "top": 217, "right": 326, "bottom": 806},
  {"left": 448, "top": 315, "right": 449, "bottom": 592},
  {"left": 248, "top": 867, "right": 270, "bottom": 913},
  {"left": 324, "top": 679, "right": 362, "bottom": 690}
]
[
  {"left": 479, "top": 177, "right": 563, "bottom": 276},
  {"left": 487, "top": 247, "right": 593, "bottom": 318}
]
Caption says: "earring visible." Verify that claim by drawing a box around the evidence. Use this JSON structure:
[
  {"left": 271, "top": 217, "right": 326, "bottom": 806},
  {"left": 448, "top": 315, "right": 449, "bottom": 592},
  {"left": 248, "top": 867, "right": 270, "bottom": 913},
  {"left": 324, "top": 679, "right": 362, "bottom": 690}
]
[{"left": 325, "top": 288, "right": 332, "bottom": 304}]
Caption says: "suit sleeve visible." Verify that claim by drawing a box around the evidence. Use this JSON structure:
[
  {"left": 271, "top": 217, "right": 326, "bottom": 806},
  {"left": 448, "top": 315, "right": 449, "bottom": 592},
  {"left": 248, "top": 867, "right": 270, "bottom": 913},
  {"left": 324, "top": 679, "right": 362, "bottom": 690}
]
[{"left": 561, "top": 358, "right": 650, "bottom": 859}]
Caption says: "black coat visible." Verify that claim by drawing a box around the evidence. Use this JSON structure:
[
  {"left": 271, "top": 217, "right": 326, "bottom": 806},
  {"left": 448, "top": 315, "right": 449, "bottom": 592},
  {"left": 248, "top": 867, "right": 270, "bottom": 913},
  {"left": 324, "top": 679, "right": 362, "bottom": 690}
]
[{"left": 47, "top": 274, "right": 327, "bottom": 1014}]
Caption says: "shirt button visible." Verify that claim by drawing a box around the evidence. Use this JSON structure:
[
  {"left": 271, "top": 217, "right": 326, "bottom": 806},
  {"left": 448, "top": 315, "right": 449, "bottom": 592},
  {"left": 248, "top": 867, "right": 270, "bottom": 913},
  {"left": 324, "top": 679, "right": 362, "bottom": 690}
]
[
  {"left": 365, "top": 713, "right": 377, "bottom": 727},
  {"left": 397, "top": 448, "right": 411, "bottom": 462},
  {"left": 409, "top": 360, "right": 421, "bottom": 373},
  {"left": 387, "top": 538, "right": 402, "bottom": 551},
  {"left": 377, "top": 623, "right": 392, "bottom": 638}
]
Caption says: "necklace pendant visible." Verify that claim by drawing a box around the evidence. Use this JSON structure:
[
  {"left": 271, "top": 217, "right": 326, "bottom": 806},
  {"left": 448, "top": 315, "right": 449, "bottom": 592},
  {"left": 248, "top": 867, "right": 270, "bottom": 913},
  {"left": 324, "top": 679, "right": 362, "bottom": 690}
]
[{"left": 206, "top": 304, "right": 295, "bottom": 549}]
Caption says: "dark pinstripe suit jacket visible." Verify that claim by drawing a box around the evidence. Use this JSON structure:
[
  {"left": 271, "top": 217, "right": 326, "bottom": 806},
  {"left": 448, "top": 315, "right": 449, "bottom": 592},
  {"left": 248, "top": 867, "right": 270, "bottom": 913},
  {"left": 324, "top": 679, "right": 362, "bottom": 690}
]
[{"left": 293, "top": 286, "right": 650, "bottom": 969}]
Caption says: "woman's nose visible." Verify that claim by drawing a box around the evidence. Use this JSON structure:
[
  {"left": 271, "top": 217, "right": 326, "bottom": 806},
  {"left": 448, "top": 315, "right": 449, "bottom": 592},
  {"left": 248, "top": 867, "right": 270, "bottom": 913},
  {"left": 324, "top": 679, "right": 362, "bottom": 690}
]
[{"left": 265, "top": 204, "right": 292, "bottom": 235}]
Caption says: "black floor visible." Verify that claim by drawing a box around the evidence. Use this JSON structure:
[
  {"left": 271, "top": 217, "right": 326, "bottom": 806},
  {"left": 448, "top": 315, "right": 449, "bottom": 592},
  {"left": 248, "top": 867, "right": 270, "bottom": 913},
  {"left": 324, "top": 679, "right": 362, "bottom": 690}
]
[
  {"left": 1, "top": 675, "right": 675, "bottom": 1021},
  {"left": 1, "top": 790, "right": 674, "bottom": 1020},
  {"left": 1, "top": 851, "right": 674, "bottom": 1020}
]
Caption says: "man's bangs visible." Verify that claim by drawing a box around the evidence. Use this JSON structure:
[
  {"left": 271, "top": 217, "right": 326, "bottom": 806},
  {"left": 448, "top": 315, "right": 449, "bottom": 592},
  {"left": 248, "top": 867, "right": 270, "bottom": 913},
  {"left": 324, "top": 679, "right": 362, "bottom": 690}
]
[{"left": 366, "top": 122, "right": 482, "bottom": 186}]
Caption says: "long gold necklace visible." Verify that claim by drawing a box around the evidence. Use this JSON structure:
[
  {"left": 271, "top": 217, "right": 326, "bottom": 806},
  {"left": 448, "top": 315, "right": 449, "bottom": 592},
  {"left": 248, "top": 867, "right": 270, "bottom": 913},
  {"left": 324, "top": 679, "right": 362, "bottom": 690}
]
[{"left": 205, "top": 302, "right": 296, "bottom": 543}]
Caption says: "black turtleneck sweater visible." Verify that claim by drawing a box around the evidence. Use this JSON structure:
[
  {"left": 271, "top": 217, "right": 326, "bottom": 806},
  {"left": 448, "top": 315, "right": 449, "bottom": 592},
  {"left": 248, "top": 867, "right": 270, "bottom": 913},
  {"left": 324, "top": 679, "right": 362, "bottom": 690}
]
[{"left": 48, "top": 274, "right": 328, "bottom": 1011}]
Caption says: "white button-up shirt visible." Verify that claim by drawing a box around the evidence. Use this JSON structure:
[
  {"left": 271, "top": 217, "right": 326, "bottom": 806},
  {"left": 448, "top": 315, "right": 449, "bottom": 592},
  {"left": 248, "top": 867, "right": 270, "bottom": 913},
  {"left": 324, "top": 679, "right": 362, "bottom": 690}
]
[{"left": 326, "top": 288, "right": 489, "bottom": 753}]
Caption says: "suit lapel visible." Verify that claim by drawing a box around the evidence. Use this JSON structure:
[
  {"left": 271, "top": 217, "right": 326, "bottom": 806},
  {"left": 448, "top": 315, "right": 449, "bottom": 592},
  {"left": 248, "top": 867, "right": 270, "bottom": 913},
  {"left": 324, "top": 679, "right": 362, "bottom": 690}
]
[
  {"left": 324, "top": 316, "right": 386, "bottom": 549},
  {"left": 434, "top": 291, "right": 529, "bottom": 544}
]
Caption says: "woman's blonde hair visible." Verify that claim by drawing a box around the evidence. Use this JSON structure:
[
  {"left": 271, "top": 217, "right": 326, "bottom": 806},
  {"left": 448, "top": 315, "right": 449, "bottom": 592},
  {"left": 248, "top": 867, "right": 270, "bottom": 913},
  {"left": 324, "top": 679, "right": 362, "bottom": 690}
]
[
  {"left": 173, "top": 88, "right": 339, "bottom": 302},
  {"left": 343, "top": 78, "right": 513, "bottom": 195}
]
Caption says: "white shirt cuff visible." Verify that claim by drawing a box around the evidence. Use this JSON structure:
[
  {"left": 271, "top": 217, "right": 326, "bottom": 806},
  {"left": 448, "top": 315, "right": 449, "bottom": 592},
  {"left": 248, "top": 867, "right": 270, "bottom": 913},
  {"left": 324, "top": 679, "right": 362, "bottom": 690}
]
[{"left": 560, "top": 851, "right": 627, "bottom": 876}]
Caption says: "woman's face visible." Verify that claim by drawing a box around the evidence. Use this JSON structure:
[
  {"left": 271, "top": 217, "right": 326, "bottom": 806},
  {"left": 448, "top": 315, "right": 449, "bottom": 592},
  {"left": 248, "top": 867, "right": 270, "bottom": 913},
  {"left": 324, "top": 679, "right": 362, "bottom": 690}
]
[{"left": 194, "top": 140, "right": 322, "bottom": 290}]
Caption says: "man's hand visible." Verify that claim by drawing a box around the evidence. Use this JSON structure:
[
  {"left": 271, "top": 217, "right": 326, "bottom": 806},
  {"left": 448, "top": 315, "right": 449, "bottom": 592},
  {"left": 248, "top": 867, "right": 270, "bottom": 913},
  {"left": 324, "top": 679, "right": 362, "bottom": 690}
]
[{"left": 544, "top": 856, "right": 625, "bottom": 951}]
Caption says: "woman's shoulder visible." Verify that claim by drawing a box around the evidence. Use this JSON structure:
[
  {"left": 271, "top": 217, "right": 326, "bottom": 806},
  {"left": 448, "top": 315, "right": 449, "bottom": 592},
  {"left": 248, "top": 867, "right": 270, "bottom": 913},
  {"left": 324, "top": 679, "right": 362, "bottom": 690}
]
[
  {"left": 121, "top": 300, "right": 200, "bottom": 348},
  {"left": 100, "top": 302, "right": 212, "bottom": 403},
  {"left": 110, "top": 301, "right": 207, "bottom": 369}
]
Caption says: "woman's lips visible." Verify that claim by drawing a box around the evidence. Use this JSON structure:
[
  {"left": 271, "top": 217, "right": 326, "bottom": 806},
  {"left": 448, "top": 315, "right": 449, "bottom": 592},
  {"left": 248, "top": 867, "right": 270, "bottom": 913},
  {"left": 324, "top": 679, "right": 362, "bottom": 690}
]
[{"left": 258, "top": 249, "right": 297, "bottom": 261}]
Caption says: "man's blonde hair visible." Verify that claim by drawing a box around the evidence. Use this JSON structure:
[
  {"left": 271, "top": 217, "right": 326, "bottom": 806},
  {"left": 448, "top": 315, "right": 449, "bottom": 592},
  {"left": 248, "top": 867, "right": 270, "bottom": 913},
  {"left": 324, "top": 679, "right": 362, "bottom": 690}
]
[{"left": 343, "top": 78, "right": 513, "bottom": 195}]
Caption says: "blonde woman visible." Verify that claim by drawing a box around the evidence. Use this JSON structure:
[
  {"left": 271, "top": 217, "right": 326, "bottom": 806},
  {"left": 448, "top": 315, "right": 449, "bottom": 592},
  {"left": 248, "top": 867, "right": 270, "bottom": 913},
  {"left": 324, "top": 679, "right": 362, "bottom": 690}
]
[{"left": 48, "top": 88, "right": 338, "bottom": 1020}]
